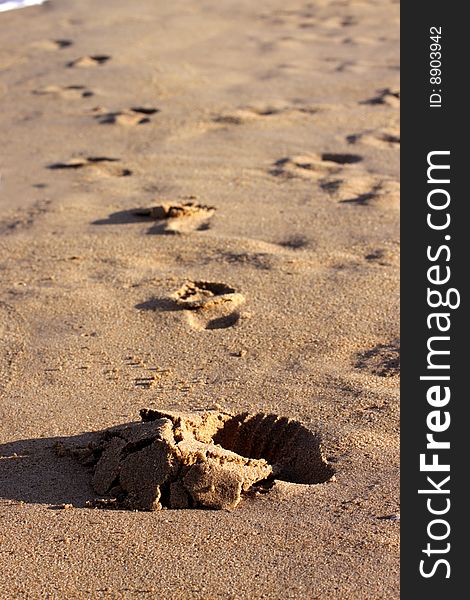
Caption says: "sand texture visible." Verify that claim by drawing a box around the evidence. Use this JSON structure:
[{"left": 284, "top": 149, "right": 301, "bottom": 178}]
[{"left": 0, "top": 0, "right": 399, "bottom": 598}]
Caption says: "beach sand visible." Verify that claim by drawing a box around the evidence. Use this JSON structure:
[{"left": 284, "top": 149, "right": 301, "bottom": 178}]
[{"left": 0, "top": 0, "right": 399, "bottom": 597}]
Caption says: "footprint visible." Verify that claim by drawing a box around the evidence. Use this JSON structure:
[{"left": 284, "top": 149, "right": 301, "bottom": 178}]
[
  {"left": 33, "top": 85, "right": 93, "bottom": 99},
  {"left": 354, "top": 340, "right": 400, "bottom": 377},
  {"left": 62, "top": 408, "right": 334, "bottom": 510},
  {"left": 172, "top": 281, "right": 244, "bottom": 330},
  {"left": 362, "top": 88, "right": 400, "bottom": 107},
  {"left": 278, "top": 235, "right": 310, "bottom": 250},
  {"left": 322, "top": 175, "right": 399, "bottom": 209},
  {"left": 94, "top": 106, "right": 159, "bottom": 125},
  {"left": 133, "top": 202, "right": 215, "bottom": 234},
  {"left": 67, "top": 55, "right": 111, "bottom": 68},
  {"left": 48, "top": 156, "right": 132, "bottom": 178},
  {"left": 347, "top": 128, "right": 400, "bottom": 148},
  {"left": 271, "top": 152, "right": 362, "bottom": 180},
  {"left": 214, "top": 102, "right": 319, "bottom": 125}
]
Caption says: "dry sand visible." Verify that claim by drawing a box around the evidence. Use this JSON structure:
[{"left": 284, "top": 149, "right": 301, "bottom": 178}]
[{"left": 0, "top": 0, "right": 399, "bottom": 598}]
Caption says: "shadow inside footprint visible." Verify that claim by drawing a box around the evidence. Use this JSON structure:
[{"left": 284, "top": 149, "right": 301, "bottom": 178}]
[
  {"left": 205, "top": 312, "right": 240, "bottom": 330},
  {"left": 321, "top": 153, "right": 363, "bottom": 164}
]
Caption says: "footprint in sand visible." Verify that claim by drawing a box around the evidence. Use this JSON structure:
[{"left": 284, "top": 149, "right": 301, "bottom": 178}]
[
  {"left": 322, "top": 175, "right": 399, "bottom": 209},
  {"left": 271, "top": 152, "right": 398, "bottom": 209},
  {"left": 48, "top": 156, "right": 132, "bottom": 178},
  {"left": 354, "top": 340, "right": 400, "bottom": 378},
  {"left": 67, "top": 55, "right": 111, "bottom": 68},
  {"left": 172, "top": 281, "right": 245, "bottom": 330},
  {"left": 271, "top": 152, "right": 363, "bottom": 180},
  {"left": 258, "top": 8, "right": 356, "bottom": 32},
  {"left": 33, "top": 85, "right": 93, "bottom": 99},
  {"left": 213, "top": 102, "right": 319, "bottom": 125},
  {"left": 347, "top": 128, "right": 400, "bottom": 149},
  {"left": 60, "top": 408, "right": 334, "bottom": 510},
  {"left": 133, "top": 202, "right": 215, "bottom": 234},
  {"left": 362, "top": 88, "right": 400, "bottom": 107},
  {"left": 93, "top": 106, "right": 159, "bottom": 126}
]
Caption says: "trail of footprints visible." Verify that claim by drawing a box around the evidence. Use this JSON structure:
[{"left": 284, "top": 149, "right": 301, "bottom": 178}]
[
  {"left": 31, "top": 35, "right": 398, "bottom": 339},
  {"left": 32, "top": 39, "right": 243, "bottom": 334}
]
